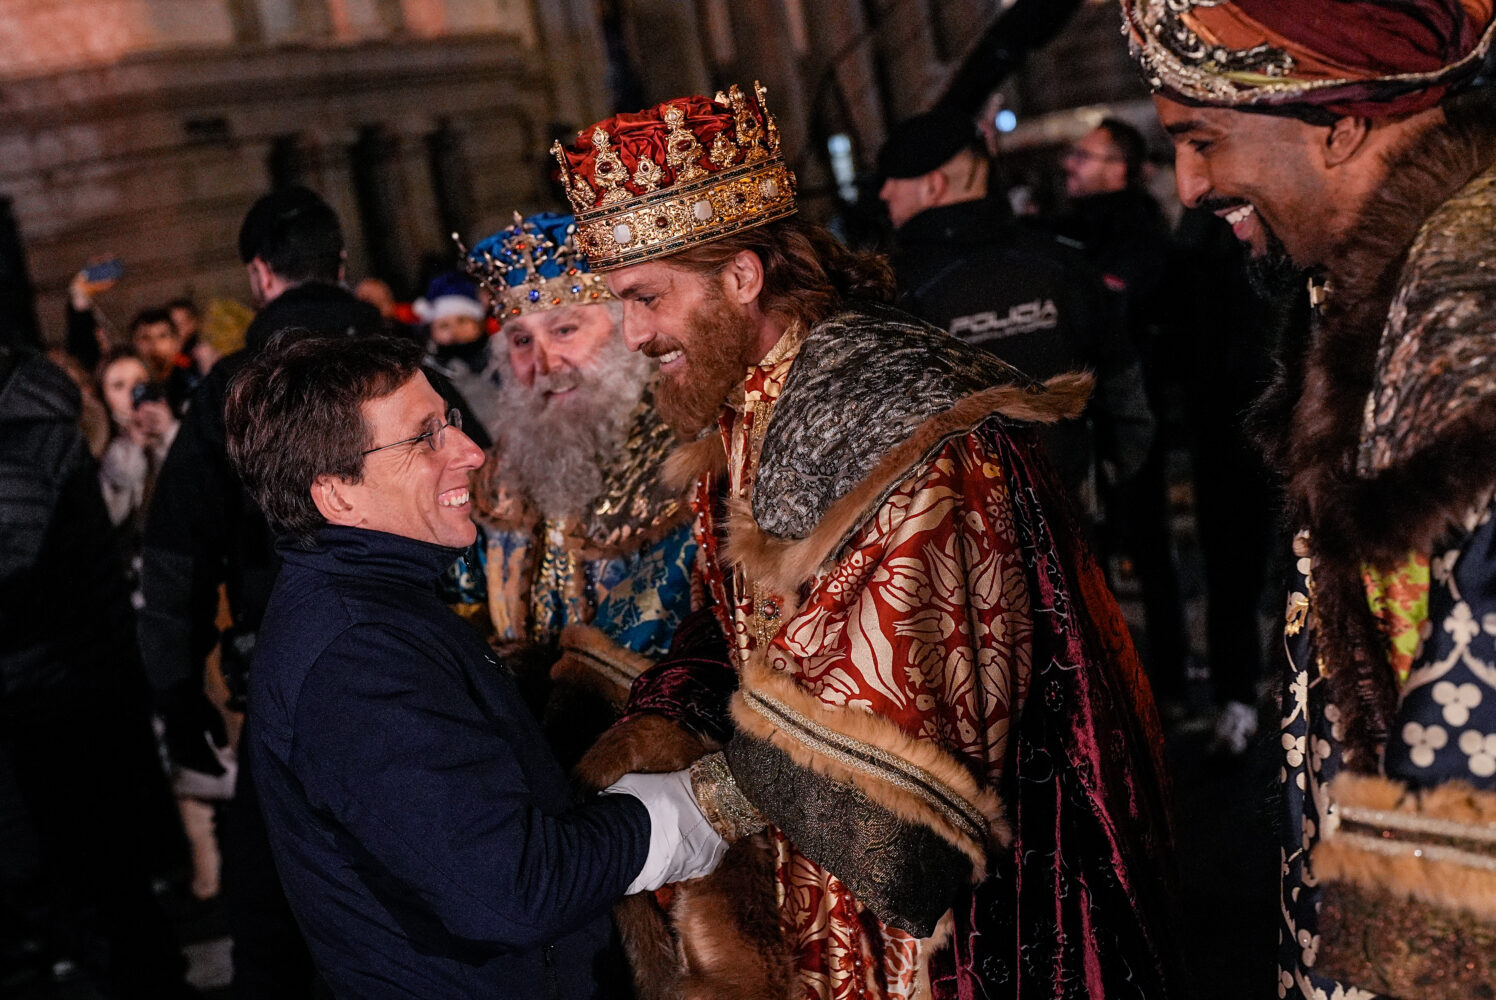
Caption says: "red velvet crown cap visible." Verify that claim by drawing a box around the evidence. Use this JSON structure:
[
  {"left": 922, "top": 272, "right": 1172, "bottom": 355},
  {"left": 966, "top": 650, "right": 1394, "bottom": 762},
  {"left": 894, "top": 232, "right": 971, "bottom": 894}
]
[
  {"left": 552, "top": 82, "right": 797, "bottom": 270},
  {"left": 556, "top": 96, "right": 747, "bottom": 207}
]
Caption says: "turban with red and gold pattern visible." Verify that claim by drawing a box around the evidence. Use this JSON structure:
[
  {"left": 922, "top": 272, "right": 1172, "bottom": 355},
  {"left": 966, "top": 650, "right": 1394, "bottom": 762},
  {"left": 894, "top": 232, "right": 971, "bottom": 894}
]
[{"left": 1121, "top": 0, "right": 1496, "bottom": 117}]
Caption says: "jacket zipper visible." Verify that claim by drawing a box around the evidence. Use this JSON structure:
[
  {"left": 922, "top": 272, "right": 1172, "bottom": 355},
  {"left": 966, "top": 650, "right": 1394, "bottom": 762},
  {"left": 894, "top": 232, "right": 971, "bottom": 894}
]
[{"left": 543, "top": 944, "right": 559, "bottom": 1000}]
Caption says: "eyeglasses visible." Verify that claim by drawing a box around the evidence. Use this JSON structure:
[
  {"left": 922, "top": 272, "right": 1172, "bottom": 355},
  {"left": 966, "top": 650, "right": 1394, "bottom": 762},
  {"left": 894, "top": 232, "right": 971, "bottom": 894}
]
[{"left": 361, "top": 407, "right": 462, "bottom": 456}]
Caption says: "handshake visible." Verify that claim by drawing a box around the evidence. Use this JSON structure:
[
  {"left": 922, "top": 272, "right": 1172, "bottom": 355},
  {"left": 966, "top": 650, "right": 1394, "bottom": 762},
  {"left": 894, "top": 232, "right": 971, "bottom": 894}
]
[{"left": 604, "top": 768, "right": 730, "bottom": 893}]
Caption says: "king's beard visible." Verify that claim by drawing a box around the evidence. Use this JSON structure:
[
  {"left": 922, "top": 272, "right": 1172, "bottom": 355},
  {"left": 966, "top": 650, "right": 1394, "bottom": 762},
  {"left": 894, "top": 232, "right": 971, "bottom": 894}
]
[
  {"left": 1244, "top": 224, "right": 1308, "bottom": 301},
  {"left": 651, "top": 282, "right": 764, "bottom": 436},
  {"left": 1197, "top": 196, "right": 1307, "bottom": 301},
  {"left": 490, "top": 333, "right": 651, "bottom": 522}
]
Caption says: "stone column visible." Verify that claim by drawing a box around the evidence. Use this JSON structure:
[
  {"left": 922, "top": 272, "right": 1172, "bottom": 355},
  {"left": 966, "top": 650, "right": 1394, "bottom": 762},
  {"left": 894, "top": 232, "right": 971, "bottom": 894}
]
[{"left": 529, "top": 0, "right": 613, "bottom": 127}]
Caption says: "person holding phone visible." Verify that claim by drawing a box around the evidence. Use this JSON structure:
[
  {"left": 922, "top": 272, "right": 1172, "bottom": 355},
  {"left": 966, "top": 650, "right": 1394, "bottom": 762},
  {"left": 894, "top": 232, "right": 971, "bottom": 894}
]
[
  {"left": 96, "top": 347, "right": 178, "bottom": 534},
  {"left": 65, "top": 256, "right": 124, "bottom": 372}
]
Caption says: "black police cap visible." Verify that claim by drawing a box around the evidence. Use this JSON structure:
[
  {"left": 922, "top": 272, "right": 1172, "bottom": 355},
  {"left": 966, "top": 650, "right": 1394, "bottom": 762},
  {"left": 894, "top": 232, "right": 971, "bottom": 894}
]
[{"left": 877, "top": 108, "right": 981, "bottom": 181}]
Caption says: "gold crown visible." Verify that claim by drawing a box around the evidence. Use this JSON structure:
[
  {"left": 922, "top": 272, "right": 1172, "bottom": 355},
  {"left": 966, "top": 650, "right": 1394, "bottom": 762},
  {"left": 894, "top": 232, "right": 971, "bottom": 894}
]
[
  {"left": 551, "top": 82, "right": 798, "bottom": 271},
  {"left": 457, "top": 213, "right": 615, "bottom": 320}
]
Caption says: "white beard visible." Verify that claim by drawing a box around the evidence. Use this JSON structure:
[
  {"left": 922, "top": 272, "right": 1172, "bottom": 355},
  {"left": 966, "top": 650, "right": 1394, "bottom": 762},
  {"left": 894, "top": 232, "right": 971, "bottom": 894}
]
[{"left": 491, "top": 334, "right": 652, "bottom": 522}]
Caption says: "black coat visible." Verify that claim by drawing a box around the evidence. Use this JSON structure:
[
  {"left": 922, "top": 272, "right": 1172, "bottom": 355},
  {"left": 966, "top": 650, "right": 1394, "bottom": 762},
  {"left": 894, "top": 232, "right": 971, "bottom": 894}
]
[
  {"left": 892, "top": 199, "right": 1153, "bottom": 497},
  {"left": 0, "top": 346, "right": 138, "bottom": 698},
  {"left": 137, "top": 282, "right": 384, "bottom": 702},
  {"left": 252, "top": 525, "right": 649, "bottom": 999}
]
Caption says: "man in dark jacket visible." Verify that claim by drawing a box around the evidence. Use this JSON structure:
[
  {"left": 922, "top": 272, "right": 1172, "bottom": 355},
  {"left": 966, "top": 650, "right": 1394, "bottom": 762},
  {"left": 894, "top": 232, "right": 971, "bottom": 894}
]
[
  {"left": 0, "top": 342, "right": 193, "bottom": 996},
  {"left": 879, "top": 109, "right": 1153, "bottom": 511},
  {"left": 138, "top": 184, "right": 383, "bottom": 997},
  {"left": 223, "top": 334, "right": 724, "bottom": 999},
  {"left": 1047, "top": 119, "right": 1190, "bottom": 708}
]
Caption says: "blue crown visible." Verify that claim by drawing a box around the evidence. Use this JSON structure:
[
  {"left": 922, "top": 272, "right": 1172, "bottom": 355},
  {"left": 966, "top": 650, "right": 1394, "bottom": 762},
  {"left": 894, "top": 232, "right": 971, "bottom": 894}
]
[{"left": 459, "top": 212, "right": 614, "bottom": 319}]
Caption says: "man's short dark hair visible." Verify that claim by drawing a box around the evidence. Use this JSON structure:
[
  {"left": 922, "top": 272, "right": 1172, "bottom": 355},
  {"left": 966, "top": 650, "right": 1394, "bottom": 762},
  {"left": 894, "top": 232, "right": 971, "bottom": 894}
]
[
  {"left": 129, "top": 307, "right": 175, "bottom": 335},
  {"left": 237, "top": 185, "right": 344, "bottom": 284},
  {"left": 225, "top": 334, "right": 423, "bottom": 544},
  {"left": 164, "top": 297, "right": 199, "bottom": 317},
  {"left": 1097, "top": 118, "right": 1149, "bottom": 188}
]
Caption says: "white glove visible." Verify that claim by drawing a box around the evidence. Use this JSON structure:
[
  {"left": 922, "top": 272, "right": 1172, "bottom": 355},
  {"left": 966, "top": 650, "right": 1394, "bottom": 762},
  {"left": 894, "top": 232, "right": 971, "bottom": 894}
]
[{"left": 603, "top": 768, "right": 728, "bottom": 894}]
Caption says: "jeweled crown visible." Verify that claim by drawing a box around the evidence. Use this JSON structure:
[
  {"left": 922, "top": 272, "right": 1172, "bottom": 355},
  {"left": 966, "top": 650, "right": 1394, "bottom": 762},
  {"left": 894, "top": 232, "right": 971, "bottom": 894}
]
[
  {"left": 458, "top": 212, "right": 615, "bottom": 320},
  {"left": 551, "top": 82, "right": 797, "bottom": 271}
]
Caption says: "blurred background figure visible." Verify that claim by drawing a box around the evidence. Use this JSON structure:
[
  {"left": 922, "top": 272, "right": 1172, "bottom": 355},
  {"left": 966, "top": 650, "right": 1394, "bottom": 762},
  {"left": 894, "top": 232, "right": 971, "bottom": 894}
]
[
  {"left": 95, "top": 346, "right": 178, "bottom": 544},
  {"left": 166, "top": 297, "right": 220, "bottom": 379},
  {"left": 0, "top": 336, "right": 197, "bottom": 999},
  {"left": 1161, "top": 210, "right": 1279, "bottom": 754},
  {"left": 1043, "top": 118, "right": 1190, "bottom": 719},
  {"left": 415, "top": 271, "right": 498, "bottom": 447},
  {"left": 92, "top": 344, "right": 229, "bottom": 905},
  {"left": 354, "top": 276, "right": 421, "bottom": 341},
  {"left": 878, "top": 107, "right": 1153, "bottom": 523},
  {"left": 128, "top": 307, "right": 195, "bottom": 416}
]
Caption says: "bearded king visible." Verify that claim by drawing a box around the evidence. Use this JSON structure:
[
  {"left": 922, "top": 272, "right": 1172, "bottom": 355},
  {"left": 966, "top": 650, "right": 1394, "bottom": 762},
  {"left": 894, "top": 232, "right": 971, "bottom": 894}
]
[
  {"left": 554, "top": 84, "right": 1177, "bottom": 999},
  {"left": 444, "top": 213, "right": 706, "bottom": 762}
]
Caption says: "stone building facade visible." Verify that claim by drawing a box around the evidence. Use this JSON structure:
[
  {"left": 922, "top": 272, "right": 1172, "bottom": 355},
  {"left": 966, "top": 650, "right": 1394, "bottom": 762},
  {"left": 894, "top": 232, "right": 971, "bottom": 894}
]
[
  {"left": 4, "top": 0, "right": 613, "bottom": 344},
  {"left": 3, "top": 0, "right": 1112, "bottom": 346}
]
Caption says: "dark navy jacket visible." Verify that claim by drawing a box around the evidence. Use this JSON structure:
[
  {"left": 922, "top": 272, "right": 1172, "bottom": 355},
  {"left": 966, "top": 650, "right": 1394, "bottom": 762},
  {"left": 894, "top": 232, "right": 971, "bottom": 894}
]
[{"left": 251, "top": 525, "right": 649, "bottom": 999}]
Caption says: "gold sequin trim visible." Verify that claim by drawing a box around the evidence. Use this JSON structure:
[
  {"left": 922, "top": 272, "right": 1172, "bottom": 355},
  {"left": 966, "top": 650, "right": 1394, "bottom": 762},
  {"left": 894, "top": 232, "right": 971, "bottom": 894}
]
[{"left": 689, "top": 751, "right": 766, "bottom": 842}]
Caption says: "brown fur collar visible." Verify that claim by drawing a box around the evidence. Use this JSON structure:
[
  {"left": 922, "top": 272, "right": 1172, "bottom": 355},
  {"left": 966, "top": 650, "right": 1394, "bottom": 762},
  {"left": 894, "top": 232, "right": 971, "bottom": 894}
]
[
  {"left": 725, "top": 373, "right": 1092, "bottom": 597},
  {"left": 663, "top": 432, "right": 728, "bottom": 494},
  {"left": 1283, "top": 92, "right": 1496, "bottom": 762}
]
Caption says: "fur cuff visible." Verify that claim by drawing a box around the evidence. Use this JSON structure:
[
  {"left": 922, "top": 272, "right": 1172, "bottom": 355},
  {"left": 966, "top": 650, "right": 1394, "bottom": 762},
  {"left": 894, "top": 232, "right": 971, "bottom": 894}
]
[
  {"left": 573, "top": 712, "right": 715, "bottom": 791},
  {"left": 731, "top": 657, "right": 1008, "bottom": 873},
  {"left": 552, "top": 624, "right": 654, "bottom": 714},
  {"left": 689, "top": 751, "right": 766, "bottom": 841},
  {"left": 1316, "top": 772, "right": 1496, "bottom": 919}
]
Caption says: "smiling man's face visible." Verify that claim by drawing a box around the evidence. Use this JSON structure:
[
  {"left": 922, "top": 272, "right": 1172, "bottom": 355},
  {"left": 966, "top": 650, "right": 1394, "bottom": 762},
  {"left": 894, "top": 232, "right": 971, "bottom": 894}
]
[
  {"left": 337, "top": 374, "right": 486, "bottom": 548},
  {"left": 1155, "top": 95, "right": 1349, "bottom": 271},
  {"left": 605, "top": 260, "right": 764, "bottom": 435},
  {"left": 503, "top": 303, "right": 617, "bottom": 398}
]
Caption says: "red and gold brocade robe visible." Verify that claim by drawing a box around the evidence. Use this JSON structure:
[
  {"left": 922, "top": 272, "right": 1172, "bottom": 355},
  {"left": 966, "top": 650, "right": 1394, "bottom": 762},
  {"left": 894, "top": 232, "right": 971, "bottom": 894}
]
[
  {"left": 619, "top": 304, "right": 1175, "bottom": 1000},
  {"left": 704, "top": 325, "right": 1023, "bottom": 997}
]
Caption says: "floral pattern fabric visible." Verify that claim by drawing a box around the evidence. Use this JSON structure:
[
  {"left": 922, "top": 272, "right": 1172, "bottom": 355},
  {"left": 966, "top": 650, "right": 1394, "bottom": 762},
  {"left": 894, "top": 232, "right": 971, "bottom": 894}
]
[
  {"left": 750, "top": 439, "right": 1028, "bottom": 999},
  {"left": 1278, "top": 501, "right": 1496, "bottom": 999},
  {"left": 689, "top": 330, "right": 1172, "bottom": 999},
  {"left": 697, "top": 329, "right": 1029, "bottom": 997}
]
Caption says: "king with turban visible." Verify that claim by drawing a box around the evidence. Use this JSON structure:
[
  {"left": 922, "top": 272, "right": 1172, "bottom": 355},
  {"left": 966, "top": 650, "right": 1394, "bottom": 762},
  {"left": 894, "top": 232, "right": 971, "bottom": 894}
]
[{"left": 1125, "top": 2, "right": 1496, "bottom": 997}]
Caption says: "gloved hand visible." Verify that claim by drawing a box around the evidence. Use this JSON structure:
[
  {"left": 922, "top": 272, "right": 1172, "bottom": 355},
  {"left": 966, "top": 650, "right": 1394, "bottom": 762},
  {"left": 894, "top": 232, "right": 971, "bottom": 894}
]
[
  {"left": 603, "top": 768, "right": 728, "bottom": 894},
  {"left": 160, "top": 680, "right": 235, "bottom": 799}
]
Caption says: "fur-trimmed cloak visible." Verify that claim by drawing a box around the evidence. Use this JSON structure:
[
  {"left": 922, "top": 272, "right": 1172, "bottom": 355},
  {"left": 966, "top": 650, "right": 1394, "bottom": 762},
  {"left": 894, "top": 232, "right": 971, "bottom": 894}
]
[
  {"left": 584, "top": 304, "right": 1176, "bottom": 998},
  {"left": 1267, "top": 92, "right": 1496, "bottom": 998}
]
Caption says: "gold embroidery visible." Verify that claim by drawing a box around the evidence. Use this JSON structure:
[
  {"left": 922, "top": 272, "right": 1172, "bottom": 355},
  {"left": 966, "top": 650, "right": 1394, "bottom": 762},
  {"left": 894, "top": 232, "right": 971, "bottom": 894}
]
[
  {"left": 724, "top": 324, "right": 806, "bottom": 666},
  {"left": 1286, "top": 592, "right": 1310, "bottom": 636},
  {"left": 590, "top": 128, "right": 630, "bottom": 205},
  {"left": 663, "top": 104, "right": 708, "bottom": 183}
]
